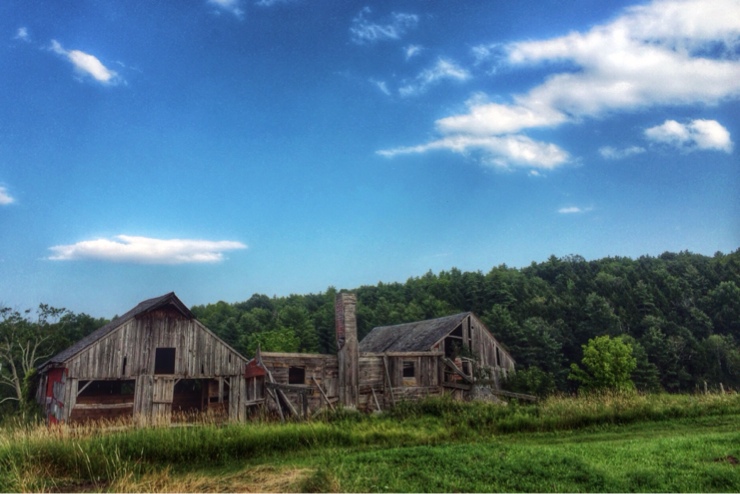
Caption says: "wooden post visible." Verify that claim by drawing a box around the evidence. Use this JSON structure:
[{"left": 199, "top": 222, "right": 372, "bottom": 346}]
[{"left": 383, "top": 355, "right": 395, "bottom": 407}]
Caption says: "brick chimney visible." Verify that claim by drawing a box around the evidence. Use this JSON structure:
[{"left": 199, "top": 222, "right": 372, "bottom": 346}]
[{"left": 335, "top": 292, "right": 359, "bottom": 408}]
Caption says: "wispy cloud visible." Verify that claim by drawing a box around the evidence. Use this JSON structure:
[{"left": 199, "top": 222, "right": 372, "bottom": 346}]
[
  {"left": 378, "top": 134, "right": 569, "bottom": 170},
  {"left": 381, "top": 0, "right": 740, "bottom": 171},
  {"left": 14, "top": 27, "right": 29, "bottom": 42},
  {"left": 645, "top": 119, "right": 734, "bottom": 153},
  {"left": 599, "top": 145, "right": 646, "bottom": 160},
  {"left": 48, "top": 235, "right": 247, "bottom": 264},
  {"left": 0, "top": 186, "right": 15, "bottom": 205},
  {"left": 399, "top": 58, "right": 470, "bottom": 97},
  {"left": 255, "top": 0, "right": 296, "bottom": 6},
  {"left": 50, "top": 40, "right": 122, "bottom": 85},
  {"left": 208, "top": 0, "right": 244, "bottom": 18},
  {"left": 558, "top": 206, "right": 591, "bottom": 214},
  {"left": 350, "top": 8, "right": 418, "bottom": 44},
  {"left": 404, "top": 44, "right": 422, "bottom": 60},
  {"left": 371, "top": 79, "right": 391, "bottom": 96}
]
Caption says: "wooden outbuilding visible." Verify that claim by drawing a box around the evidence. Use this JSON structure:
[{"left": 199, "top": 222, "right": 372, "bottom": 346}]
[
  {"left": 249, "top": 293, "right": 517, "bottom": 418},
  {"left": 36, "top": 292, "right": 249, "bottom": 425}
]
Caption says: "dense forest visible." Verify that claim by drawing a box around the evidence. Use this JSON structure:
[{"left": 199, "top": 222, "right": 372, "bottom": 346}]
[
  {"left": 2, "top": 249, "right": 739, "bottom": 415},
  {"left": 189, "top": 249, "right": 740, "bottom": 395}
]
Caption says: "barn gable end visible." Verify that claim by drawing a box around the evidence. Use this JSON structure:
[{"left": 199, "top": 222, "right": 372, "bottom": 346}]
[{"left": 37, "top": 292, "right": 249, "bottom": 425}]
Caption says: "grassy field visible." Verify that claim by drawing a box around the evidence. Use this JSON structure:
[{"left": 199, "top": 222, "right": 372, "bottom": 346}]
[{"left": 1, "top": 392, "right": 739, "bottom": 492}]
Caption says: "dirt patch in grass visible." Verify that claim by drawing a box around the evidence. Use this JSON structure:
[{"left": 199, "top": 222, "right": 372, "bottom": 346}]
[
  {"left": 714, "top": 455, "right": 739, "bottom": 466},
  {"left": 122, "top": 465, "right": 314, "bottom": 493}
]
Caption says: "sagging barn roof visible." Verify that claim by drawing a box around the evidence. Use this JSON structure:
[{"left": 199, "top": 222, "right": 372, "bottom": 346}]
[
  {"left": 359, "top": 312, "right": 471, "bottom": 353},
  {"left": 39, "top": 292, "right": 193, "bottom": 370}
]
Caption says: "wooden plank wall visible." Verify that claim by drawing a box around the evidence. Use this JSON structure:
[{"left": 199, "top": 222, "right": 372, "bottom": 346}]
[
  {"left": 260, "top": 352, "right": 445, "bottom": 413},
  {"left": 469, "top": 314, "right": 516, "bottom": 388},
  {"left": 261, "top": 353, "right": 339, "bottom": 412}
]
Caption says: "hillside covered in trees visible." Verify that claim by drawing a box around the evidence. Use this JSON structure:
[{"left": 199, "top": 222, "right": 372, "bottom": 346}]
[
  {"left": 191, "top": 249, "right": 740, "bottom": 395},
  {"left": 1, "top": 249, "right": 739, "bottom": 415}
]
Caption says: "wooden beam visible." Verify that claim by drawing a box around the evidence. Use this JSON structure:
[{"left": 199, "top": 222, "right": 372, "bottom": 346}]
[
  {"left": 260, "top": 357, "right": 285, "bottom": 422},
  {"left": 312, "top": 376, "right": 334, "bottom": 411},
  {"left": 265, "top": 382, "right": 313, "bottom": 394},
  {"left": 371, "top": 387, "right": 382, "bottom": 412},
  {"left": 442, "top": 382, "right": 472, "bottom": 391},
  {"left": 72, "top": 402, "right": 134, "bottom": 410},
  {"left": 76, "top": 380, "right": 94, "bottom": 397},
  {"left": 277, "top": 389, "right": 298, "bottom": 417},
  {"left": 443, "top": 358, "right": 473, "bottom": 384},
  {"left": 382, "top": 355, "right": 395, "bottom": 407}
]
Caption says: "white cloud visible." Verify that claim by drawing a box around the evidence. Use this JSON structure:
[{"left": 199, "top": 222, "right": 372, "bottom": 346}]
[
  {"left": 371, "top": 79, "right": 391, "bottom": 96},
  {"left": 645, "top": 119, "right": 734, "bottom": 152},
  {"left": 14, "top": 27, "right": 29, "bottom": 42},
  {"left": 50, "top": 40, "right": 121, "bottom": 85},
  {"left": 381, "top": 0, "right": 740, "bottom": 171},
  {"left": 378, "top": 134, "right": 569, "bottom": 170},
  {"left": 404, "top": 44, "right": 422, "bottom": 60},
  {"left": 504, "top": 0, "right": 740, "bottom": 120},
  {"left": 399, "top": 58, "right": 470, "bottom": 97},
  {"left": 350, "top": 8, "right": 418, "bottom": 44},
  {"left": 558, "top": 206, "right": 591, "bottom": 214},
  {"left": 48, "top": 235, "right": 247, "bottom": 264},
  {"left": 208, "top": 0, "right": 244, "bottom": 17},
  {"left": 0, "top": 186, "right": 15, "bottom": 205},
  {"left": 436, "top": 98, "right": 566, "bottom": 135},
  {"left": 255, "top": 0, "right": 295, "bottom": 5},
  {"left": 599, "top": 145, "right": 646, "bottom": 159}
]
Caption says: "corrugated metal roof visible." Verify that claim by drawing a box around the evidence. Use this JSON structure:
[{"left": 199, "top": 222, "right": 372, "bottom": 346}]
[
  {"left": 359, "top": 312, "right": 470, "bottom": 353},
  {"left": 39, "top": 292, "right": 193, "bottom": 370}
]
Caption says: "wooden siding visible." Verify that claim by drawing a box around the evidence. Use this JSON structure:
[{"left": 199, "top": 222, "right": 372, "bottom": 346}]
[
  {"left": 260, "top": 353, "right": 339, "bottom": 412},
  {"left": 55, "top": 307, "right": 248, "bottom": 424}
]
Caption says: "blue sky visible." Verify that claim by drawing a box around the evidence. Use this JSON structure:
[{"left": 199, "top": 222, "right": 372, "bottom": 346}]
[{"left": 1, "top": 0, "right": 738, "bottom": 317}]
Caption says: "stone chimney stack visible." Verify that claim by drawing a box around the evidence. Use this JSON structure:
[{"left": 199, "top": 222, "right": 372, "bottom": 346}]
[{"left": 335, "top": 292, "right": 359, "bottom": 408}]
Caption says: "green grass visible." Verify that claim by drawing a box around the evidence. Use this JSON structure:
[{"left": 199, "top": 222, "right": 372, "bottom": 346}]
[
  {"left": 317, "top": 416, "right": 740, "bottom": 492},
  {"left": 1, "top": 392, "right": 739, "bottom": 492}
]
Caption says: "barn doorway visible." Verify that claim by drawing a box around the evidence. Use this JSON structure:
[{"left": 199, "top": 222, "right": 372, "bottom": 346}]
[
  {"left": 71, "top": 379, "right": 135, "bottom": 423},
  {"left": 171, "top": 378, "right": 228, "bottom": 422}
]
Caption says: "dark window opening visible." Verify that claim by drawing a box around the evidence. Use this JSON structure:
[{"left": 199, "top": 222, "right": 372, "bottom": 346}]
[
  {"left": 78, "top": 380, "right": 135, "bottom": 397},
  {"left": 445, "top": 339, "right": 461, "bottom": 359},
  {"left": 288, "top": 366, "right": 305, "bottom": 385},
  {"left": 122, "top": 356, "right": 127, "bottom": 376},
  {"left": 403, "top": 361, "right": 415, "bottom": 378},
  {"left": 174, "top": 379, "right": 203, "bottom": 394},
  {"left": 154, "top": 347, "right": 176, "bottom": 375}
]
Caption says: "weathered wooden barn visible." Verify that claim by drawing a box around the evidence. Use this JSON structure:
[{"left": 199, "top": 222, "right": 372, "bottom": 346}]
[
  {"left": 37, "top": 291, "right": 517, "bottom": 424},
  {"left": 36, "top": 292, "right": 249, "bottom": 425},
  {"left": 250, "top": 293, "right": 516, "bottom": 417}
]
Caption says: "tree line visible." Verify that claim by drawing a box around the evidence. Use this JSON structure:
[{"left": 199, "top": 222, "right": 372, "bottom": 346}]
[
  {"left": 2, "top": 249, "right": 739, "bottom": 416},
  {"left": 194, "top": 249, "right": 740, "bottom": 395}
]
